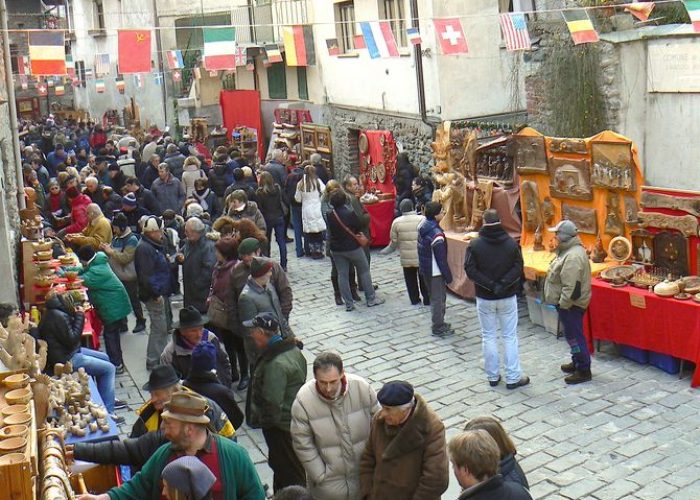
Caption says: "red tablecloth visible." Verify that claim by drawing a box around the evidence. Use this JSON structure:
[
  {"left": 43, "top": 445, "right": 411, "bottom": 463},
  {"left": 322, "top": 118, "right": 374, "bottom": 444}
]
[
  {"left": 365, "top": 200, "right": 394, "bottom": 247},
  {"left": 584, "top": 279, "right": 700, "bottom": 387}
]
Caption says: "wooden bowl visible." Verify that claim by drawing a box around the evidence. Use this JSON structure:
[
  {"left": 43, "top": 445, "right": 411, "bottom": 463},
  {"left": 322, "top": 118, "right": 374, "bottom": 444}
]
[
  {"left": 64, "top": 271, "right": 79, "bottom": 282},
  {"left": 35, "top": 276, "right": 55, "bottom": 288},
  {"left": 3, "top": 373, "right": 30, "bottom": 389},
  {"left": 0, "top": 452, "right": 26, "bottom": 465},
  {"left": 3, "top": 412, "right": 31, "bottom": 426},
  {"left": 35, "top": 250, "right": 54, "bottom": 261},
  {"left": 5, "top": 387, "right": 32, "bottom": 405},
  {"left": 1, "top": 404, "right": 29, "bottom": 417},
  {"left": 32, "top": 241, "right": 53, "bottom": 252},
  {"left": 0, "top": 425, "right": 28, "bottom": 440},
  {"left": 0, "top": 436, "right": 27, "bottom": 454},
  {"left": 36, "top": 260, "right": 54, "bottom": 271},
  {"left": 59, "top": 255, "right": 75, "bottom": 265}
]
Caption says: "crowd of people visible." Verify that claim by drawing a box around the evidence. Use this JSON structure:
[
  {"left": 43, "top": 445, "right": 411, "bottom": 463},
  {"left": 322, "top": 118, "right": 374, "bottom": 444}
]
[{"left": 17, "top": 116, "right": 596, "bottom": 499}]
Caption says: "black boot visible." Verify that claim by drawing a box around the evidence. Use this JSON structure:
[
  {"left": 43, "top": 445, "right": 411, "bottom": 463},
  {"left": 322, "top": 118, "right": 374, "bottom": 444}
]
[
  {"left": 351, "top": 285, "right": 362, "bottom": 302},
  {"left": 331, "top": 276, "right": 343, "bottom": 306},
  {"left": 565, "top": 370, "right": 592, "bottom": 385}
]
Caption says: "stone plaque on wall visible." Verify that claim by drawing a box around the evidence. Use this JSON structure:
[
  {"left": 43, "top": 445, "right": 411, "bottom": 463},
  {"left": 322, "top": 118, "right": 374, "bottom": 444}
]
[{"left": 647, "top": 42, "right": 700, "bottom": 93}]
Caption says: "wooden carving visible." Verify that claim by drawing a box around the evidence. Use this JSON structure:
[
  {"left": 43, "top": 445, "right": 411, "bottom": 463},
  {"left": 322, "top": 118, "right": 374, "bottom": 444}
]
[
  {"left": 475, "top": 136, "right": 514, "bottom": 187},
  {"left": 514, "top": 135, "right": 547, "bottom": 174},
  {"left": 605, "top": 193, "right": 625, "bottom": 236},
  {"left": 542, "top": 197, "right": 555, "bottom": 225},
  {"left": 0, "top": 315, "right": 46, "bottom": 375},
  {"left": 548, "top": 158, "right": 593, "bottom": 201},
  {"left": 549, "top": 138, "right": 588, "bottom": 155},
  {"left": 459, "top": 130, "right": 478, "bottom": 182},
  {"left": 631, "top": 229, "right": 654, "bottom": 265},
  {"left": 591, "top": 142, "right": 635, "bottom": 191},
  {"left": 433, "top": 172, "right": 469, "bottom": 232},
  {"left": 431, "top": 121, "right": 452, "bottom": 173},
  {"left": 469, "top": 180, "right": 494, "bottom": 230},
  {"left": 638, "top": 213, "right": 699, "bottom": 237},
  {"left": 624, "top": 196, "right": 639, "bottom": 224},
  {"left": 640, "top": 191, "right": 700, "bottom": 218},
  {"left": 653, "top": 231, "right": 689, "bottom": 276},
  {"left": 562, "top": 204, "right": 598, "bottom": 235},
  {"left": 521, "top": 181, "right": 542, "bottom": 232}
]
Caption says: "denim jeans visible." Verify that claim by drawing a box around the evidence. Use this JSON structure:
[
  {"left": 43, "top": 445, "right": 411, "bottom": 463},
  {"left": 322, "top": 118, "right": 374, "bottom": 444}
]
[
  {"left": 290, "top": 205, "right": 305, "bottom": 257},
  {"left": 331, "top": 248, "right": 375, "bottom": 307},
  {"left": 266, "top": 217, "right": 288, "bottom": 269},
  {"left": 103, "top": 317, "right": 128, "bottom": 367},
  {"left": 559, "top": 306, "right": 591, "bottom": 371},
  {"left": 476, "top": 296, "right": 522, "bottom": 384},
  {"left": 71, "top": 348, "right": 116, "bottom": 413},
  {"left": 145, "top": 297, "right": 169, "bottom": 369}
]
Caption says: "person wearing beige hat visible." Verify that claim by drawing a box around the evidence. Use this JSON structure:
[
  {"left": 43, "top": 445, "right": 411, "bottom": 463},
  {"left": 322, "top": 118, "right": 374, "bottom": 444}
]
[{"left": 78, "top": 391, "right": 265, "bottom": 500}]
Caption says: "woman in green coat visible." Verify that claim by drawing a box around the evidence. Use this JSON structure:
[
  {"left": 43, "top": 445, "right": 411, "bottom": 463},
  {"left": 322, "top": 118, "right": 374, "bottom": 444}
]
[{"left": 77, "top": 246, "right": 132, "bottom": 372}]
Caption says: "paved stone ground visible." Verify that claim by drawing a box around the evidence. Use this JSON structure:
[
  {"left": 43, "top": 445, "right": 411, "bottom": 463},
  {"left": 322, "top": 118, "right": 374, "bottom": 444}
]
[{"left": 111, "top": 244, "right": 700, "bottom": 499}]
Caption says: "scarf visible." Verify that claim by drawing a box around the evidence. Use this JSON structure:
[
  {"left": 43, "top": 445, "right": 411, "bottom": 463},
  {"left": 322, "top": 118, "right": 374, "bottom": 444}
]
[{"left": 194, "top": 188, "right": 210, "bottom": 211}]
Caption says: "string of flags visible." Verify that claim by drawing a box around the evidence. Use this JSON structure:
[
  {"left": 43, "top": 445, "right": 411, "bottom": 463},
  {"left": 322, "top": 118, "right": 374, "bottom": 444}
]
[{"left": 11, "top": 1, "right": 700, "bottom": 94}]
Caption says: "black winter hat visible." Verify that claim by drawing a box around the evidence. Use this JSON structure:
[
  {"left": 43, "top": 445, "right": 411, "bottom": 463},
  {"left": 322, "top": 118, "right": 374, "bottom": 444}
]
[
  {"left": 377, "top": 380, "right": 414, "bottom": 406},
  {"left": 142, "top": 365, "right": 180, "bottom": 391}
]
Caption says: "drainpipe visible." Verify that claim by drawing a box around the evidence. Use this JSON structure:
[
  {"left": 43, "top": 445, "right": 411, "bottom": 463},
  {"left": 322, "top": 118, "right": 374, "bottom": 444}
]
[
  {"left": 409, "top": 0, "right": 435, "bottom": 137},
  {"left": 0, "top": 0, "right": 26, "bottom": 209},
  {"left": 151, "top": 0, "right": 168, "bottom": 126}
]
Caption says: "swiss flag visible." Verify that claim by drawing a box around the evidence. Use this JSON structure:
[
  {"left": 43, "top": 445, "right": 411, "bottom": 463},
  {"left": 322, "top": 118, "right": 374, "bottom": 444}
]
[{"left": 434, "top": 18, "right": 468, "bottom": 55}]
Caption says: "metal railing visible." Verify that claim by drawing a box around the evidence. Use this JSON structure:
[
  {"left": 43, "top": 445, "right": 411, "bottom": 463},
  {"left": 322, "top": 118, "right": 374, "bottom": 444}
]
[{"left": 231, "top": 0, "right": 310, "bottom": 45}]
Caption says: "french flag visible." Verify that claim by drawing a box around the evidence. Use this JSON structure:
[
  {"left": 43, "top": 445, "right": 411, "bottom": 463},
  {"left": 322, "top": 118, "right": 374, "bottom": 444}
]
[{"left": 360, "top": 21, "right": 399, "bottom": 59}]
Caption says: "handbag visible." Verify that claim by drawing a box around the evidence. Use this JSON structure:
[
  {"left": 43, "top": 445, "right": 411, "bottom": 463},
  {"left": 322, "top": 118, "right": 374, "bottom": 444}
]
[
  {"left": 333, "top": 210, "right": 370, "bottom": 247},
  {"left": 207, "top": 295, "right": 229, "bottom": 329}
]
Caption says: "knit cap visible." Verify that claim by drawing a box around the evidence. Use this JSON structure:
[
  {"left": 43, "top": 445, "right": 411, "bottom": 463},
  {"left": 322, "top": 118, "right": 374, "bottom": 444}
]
[
  {"left": 191, "top": 341, "right": 217, "bottom": 373},
  {"left": 161, "top": 456, "right": 216, "bottom": 500}
]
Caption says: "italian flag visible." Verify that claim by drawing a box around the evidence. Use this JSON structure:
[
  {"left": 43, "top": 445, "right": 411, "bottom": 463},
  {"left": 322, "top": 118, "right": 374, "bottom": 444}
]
[
  {"left": 203, "top": 28, "right": 237, "bottom": 70},
  {"left": 686, "top": 0, "right": 700, "bottom": 32}
]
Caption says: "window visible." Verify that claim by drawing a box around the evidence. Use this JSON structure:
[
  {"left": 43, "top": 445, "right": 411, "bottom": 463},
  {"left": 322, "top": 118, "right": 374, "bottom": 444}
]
[
  {"left": 297, "top": 67, "right": 308, "bottom": 100},
  {"left": 94, "top": 0, "right": 105, "bottom": 30},
  {"left": 380, "top": 0, "right": 406, "bottom": 47},
  {"left": 335, "top": 1, "right": 356, "bottom": 53},
  {"left": 498, "top": 0, "right": 536, "bottom": 14},
  {"left": 9, "top": 44, "right": 18, "bottom": 74},
  {"left": 76, "top": 60, "right": 86, "bottom": 87},
  {"left": 267, "top": 62, "right": 287, "bottom": 99}
]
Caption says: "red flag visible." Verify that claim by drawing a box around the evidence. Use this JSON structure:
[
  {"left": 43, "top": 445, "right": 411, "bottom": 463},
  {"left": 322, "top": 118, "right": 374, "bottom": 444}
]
[
  {"left": 625, "top": 2, "right": 655, "bottom": 22},
  {"left": 433, "top": 18, "right": 469, "bottom": 55},
  {"left": 353, "top": 34, "right": 366, "bottom": 49},
  {"left": 118, "top": 30, "right": 152, "bottom": 73},
  {"left": 37, "top": 83, "right": 47, "bottom": 96}
]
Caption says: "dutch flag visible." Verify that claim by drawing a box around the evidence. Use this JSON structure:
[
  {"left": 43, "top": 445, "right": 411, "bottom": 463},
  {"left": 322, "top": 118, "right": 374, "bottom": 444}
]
[{"left": 360, "top": 21, "right": 399, "bottom": 59}]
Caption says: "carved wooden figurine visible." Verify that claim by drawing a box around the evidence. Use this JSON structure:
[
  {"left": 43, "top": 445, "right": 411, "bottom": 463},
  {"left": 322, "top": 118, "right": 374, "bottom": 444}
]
[{"left": 605, "top": 193, "right": 625, "bottom": 236}]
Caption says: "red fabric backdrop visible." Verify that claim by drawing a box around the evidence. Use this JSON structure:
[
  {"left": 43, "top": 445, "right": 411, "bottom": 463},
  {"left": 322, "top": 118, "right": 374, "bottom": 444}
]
[{"left": 219, "top": 90, "right": 264, "bottom": 160}]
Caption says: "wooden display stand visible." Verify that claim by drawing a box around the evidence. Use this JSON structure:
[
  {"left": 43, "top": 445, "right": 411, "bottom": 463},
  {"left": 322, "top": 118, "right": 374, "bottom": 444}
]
[
  {"left": 300, "top": 123, "right": 334, "bottom": 177},
  {"left": 515, "top": 128, "right": 644, "bottom": 274},
  {"left": 0, "top": 372, "right": 38, "bottom": 500}
]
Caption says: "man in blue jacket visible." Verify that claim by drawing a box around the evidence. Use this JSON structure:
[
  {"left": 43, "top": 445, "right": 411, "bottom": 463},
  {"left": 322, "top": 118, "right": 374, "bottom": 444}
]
[{"left": 417, "top": 202, "right": 454, "bottom": 337}]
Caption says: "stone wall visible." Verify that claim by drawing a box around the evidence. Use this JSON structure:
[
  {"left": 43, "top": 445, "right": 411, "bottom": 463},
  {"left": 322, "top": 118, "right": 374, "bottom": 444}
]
[{"left": 322, "top": 105, "right": 435, "bottom": 181}]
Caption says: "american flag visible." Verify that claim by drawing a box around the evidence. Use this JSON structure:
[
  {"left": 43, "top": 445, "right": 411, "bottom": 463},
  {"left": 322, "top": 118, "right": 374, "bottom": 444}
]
[
  {"left": 95, "top": 53, "right": 111, "bottom": 76},
  {"left": 499, "top": 13, "right": 531, "bottom": 52}
]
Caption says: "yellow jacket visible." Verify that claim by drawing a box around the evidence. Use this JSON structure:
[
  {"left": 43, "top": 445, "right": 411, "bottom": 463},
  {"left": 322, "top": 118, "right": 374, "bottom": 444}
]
[{"left": 71, "top": 215, "right": 113, "bottom": 250}]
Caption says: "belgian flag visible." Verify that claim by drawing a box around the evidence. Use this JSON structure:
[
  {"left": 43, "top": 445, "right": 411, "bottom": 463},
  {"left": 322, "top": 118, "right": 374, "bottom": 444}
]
[
  {"left": 562, "top": 10, "right": 599, "bottom": 45},
  {"left": 282, "top": 25, "right": 316, "bottom": 66}
]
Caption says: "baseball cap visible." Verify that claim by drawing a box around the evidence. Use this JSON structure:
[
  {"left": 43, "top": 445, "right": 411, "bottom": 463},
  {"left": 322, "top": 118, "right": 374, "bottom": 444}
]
[{"left": 242, "top": 312, "right": 279, "bottom": 331}]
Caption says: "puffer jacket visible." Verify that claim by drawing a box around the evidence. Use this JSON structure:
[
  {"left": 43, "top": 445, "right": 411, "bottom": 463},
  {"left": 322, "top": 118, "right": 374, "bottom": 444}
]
[
  {"left": 247, "top": 338, "right": 306, "bottom": 431},
  {"left": 38, "top": 295, "right": 85, "bottom": 372},
  {"left": 417, "top": 218, "right": 452, "bottom": 283},
  {"left": 544, "top": 236, "right": 592, "bottom": 309},
  {"left": 64, "top": 193, "right": 92, "bottom": 234},
  {"left": 359, "top": 394, "right": 449, "bottom": 500},
  {"left": 79, "top": 252, "right": 132, "bottom": 324},
  {"left": 69, "top": 215, "right": 113, "bottom": 250},
  {"left": 160, "top": 329, "right": 233, "bottom": 388},
  {"left": 291, "top": 374, "right": 380, "bottom": 500},
  {"left": 465, "top": 223, "right": 523, "bottom": 300},
  {"left": 386, "top": 211, "right": 424, "bottom": 267},
  {"left": 227, "top": 200, "right": 267, "bottom": 232},
  {"left": 182, "top": 235, "right": 217, "bottom": 313},
  {"left": 295, "top": 180, "right": 327, "bottom": 233}
]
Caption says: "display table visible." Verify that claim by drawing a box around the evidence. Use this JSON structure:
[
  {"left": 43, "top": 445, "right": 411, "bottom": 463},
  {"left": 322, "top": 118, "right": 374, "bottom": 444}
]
[
  {"left": 584, "top": 279, "right": 700, "bottom": 387},
  {"left": 64, "top": 378, "right": 120, "bottom": 445},
  {"left": 522, "top": 249, "right": 610, "bottom": 279},
  {"left": 365, "top": 200, "right": 394, "bottom": 247}
]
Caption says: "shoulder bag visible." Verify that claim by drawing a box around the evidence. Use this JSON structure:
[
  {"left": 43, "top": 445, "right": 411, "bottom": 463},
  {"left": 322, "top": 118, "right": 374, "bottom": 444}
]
[{"left": 333, "top": 210, "right": 370, "bottom": 247}]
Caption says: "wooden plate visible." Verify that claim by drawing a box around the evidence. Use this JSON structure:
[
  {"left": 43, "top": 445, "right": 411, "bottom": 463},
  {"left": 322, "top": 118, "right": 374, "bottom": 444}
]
[
  {"left": 376, "top": 163, "right": 386, "bottom": 183},
  {"left": 600, "top": 265, "right": 636, "bottom": 283},
  {"left": 359, "top": 133, "right": 369, "bottom": 154},
  {"left": 682, "top": 276, "right": 700, "bottom": 294},
  {"left": 370, "top": 167, "right": 378, "bottom": 183}
]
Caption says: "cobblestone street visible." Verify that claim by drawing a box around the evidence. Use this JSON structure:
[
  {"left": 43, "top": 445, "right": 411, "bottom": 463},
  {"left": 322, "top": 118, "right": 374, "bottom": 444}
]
[{"left": 112, "top": 246, "right": 700, "bottom": 499}]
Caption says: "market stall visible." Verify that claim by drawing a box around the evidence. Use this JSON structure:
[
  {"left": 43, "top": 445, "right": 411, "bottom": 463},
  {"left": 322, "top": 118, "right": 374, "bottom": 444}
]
[{"left": 359, "top": 130, "right": 397, "bottom": 247}]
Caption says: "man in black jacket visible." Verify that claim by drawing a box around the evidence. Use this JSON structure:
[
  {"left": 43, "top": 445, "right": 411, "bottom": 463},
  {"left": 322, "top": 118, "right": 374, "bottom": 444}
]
[
  {"left": 464, "top": 209, "right": 529, "bottom": 390},
  {"left": 449, "top": 430, "right": 532, "bottom": 500}
]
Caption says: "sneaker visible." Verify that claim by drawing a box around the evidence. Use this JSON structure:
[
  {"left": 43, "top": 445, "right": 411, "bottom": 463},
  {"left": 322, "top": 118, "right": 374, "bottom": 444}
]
[
  {"left": 110, "top": 413, "right": 125, "bottom": 424},
  {"left": 560, "top": 362, "right": 576, "bottom": 374},
  {"left": 132, "top": 321, "right": 146, "bottom": 334},
  {"left": 237, "top": 376, "right": 250, "bottom": 391},
  {"left": 115, "top": 364, "right": 125, "bottom": 375},
  {"left": 114, "top": 398, "right": 128, "bottom": 410},
  {"left": 366, "top": 297, "right": 385, "bottom": 307},
  {"left": 346, "top": 304, "right": 356, "bottom": 312},
  {"left": 506, "top": 376, "right": 531, "bottom": 390},
  {"left": 489, "top": 375, "right": 502, "bottom": 387},
  {"left": 432, "top": 328, "right": 455, "bottom": 337},
  {"left": 565, "top": 370, "right": 592, "bottom": 385}
]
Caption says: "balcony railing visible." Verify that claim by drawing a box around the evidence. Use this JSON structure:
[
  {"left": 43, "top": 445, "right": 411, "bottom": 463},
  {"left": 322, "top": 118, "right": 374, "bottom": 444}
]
[{"left": 232, "top": 0, "right": 310, "bottom": 45}]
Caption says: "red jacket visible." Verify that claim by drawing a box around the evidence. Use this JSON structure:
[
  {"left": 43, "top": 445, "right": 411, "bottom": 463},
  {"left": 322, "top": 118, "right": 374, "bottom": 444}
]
[{"left": 64, "top": 194, "right": 91, "bottom": 234}]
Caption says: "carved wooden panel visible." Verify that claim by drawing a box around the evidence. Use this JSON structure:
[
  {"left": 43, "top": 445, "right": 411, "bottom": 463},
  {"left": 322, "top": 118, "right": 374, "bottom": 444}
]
[
  {"left": 548, "top": 138, "right": 588, "bottom": 155},
  {"left": 562, "top": 204, "right": 598, "bottom": 235},
  {"left": 638, "top": 213, "right": 699, "bottom": 237},
  {"left": 653, "top": 231, "right": 689, "bottom": 276},
  {"left": 591, "top": 142, "right": 635, "bottom": 191},
  {"left": 631, "top": 229, "right": 654, "bottom": 265},
  {"left": 640, "top": 191, "right": 700, "bottom": 218},
  {"left": 624, "top": 196, "right": 639, "bottom": 224},
  {"left": 475, "top": 137, "right": 514, "bottom": 187},
  {"left": 605, "top": 192, "right": 624, "bottom": 236},
  {"left": 513, "top": 135, "right": 547, "bottom": 174},
  {"left": 548, "top": 158, "right": 593, "bottom": 201},
  {"left": 521, "top": 180, "right": 542, "bottom": 233}
]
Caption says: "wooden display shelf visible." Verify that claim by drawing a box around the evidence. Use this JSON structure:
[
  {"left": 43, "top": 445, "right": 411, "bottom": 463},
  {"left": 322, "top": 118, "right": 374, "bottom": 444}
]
[{"left": 0, "top": 372, "right": 38, "bottom": 499}]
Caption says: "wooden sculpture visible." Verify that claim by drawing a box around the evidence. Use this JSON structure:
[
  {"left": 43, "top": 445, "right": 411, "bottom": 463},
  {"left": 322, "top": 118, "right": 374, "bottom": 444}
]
[{"left": 0, "top": 315, "right": 47, "bottom": 375}]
